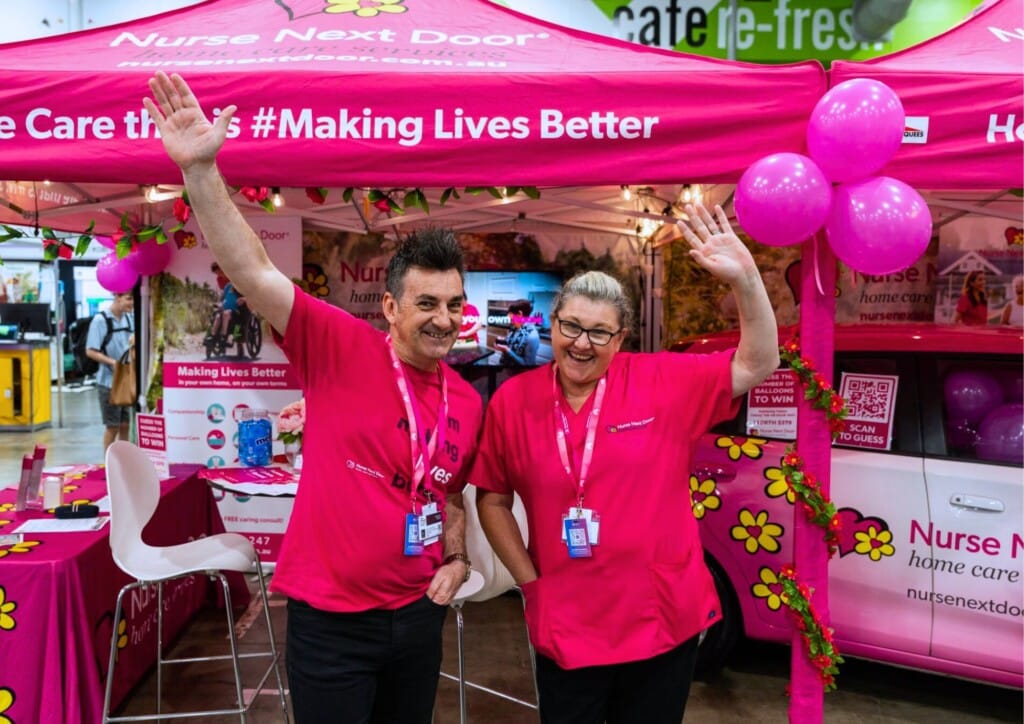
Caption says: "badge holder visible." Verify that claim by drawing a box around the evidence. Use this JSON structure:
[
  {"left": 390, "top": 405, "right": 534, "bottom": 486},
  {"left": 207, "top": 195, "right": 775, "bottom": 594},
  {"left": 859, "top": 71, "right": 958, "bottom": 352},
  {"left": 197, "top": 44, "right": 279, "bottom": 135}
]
[{"left": 563, "top": 516, "right": 592, "bottom": 558}]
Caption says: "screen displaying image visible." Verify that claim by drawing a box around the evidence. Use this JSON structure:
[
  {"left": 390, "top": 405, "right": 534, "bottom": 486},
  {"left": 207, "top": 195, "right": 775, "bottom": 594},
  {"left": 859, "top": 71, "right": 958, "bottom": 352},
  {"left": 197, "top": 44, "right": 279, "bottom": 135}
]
[{"left": 453, "top": 270, "right": 562, "bottom": 367}]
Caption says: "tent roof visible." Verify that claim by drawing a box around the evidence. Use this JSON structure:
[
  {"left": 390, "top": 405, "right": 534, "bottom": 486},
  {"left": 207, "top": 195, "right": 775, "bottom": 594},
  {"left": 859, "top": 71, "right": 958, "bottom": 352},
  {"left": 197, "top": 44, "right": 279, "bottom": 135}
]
[
  {"left": 0, "top": 0, "right": 824, "bottom": 190},
  {"left": 830, "top": 0, "right": 1024, "bottom": 189}
]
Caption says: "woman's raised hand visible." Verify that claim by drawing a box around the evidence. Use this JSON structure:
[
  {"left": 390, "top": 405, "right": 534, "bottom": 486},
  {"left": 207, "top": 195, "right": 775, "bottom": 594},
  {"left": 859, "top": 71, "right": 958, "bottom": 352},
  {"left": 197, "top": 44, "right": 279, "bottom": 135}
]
[{"left": 677, "top": 203, "right": 758, "bottom": 287}]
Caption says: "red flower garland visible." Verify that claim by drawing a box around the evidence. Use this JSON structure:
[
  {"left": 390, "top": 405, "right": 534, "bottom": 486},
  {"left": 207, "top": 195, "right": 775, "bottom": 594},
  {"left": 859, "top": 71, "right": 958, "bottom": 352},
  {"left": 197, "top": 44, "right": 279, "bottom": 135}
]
[
  {"left": 778, "top": 564, "right": 844, "bottom": 692},
  {"left": 780, "top": 335, "right": 848, "bottom": 440},
  {"left": 775, "top": 336, "right": 849, "bottom": 691}
]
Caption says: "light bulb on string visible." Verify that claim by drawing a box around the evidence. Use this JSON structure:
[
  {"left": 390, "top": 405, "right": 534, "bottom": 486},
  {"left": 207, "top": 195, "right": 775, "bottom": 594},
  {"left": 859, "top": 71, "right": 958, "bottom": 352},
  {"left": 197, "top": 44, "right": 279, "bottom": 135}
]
[
  {"left": 621, "top": 185, "right": 631, "bottom": 201},
  {"left": 272, "top": 187, "right": 284, "bottom": 208}
]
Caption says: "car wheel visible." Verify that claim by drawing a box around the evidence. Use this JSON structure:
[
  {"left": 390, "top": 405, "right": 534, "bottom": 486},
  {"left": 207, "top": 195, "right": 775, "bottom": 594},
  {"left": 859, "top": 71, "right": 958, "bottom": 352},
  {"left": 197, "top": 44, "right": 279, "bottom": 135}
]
[{"left": 695, "top": 556, "right": 741, "bottom": 681}]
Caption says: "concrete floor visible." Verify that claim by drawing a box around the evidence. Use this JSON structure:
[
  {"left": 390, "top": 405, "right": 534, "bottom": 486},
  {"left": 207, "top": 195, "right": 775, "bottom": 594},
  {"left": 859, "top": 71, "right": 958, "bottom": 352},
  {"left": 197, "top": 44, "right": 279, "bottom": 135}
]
[{"left": 1, "top": 386, "right": 1021, "bottom": 723}]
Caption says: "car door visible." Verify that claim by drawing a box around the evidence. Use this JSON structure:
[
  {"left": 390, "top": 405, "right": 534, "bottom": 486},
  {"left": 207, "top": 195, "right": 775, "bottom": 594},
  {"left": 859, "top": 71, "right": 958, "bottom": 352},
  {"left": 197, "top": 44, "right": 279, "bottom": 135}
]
[
  {"left": 921, "top": 354, "right": 1023, "bottom": 681},
  {"left": 829, "top": 354, "right": 933, "bottom": 656}
]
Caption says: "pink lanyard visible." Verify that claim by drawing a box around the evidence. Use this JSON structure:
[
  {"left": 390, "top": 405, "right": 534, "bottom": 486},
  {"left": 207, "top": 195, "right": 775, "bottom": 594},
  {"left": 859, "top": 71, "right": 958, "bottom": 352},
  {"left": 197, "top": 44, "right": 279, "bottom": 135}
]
[
  {"left": 552, "top": 365, "right": 606, "bottom": 510},
  {"left": 387, "top": 337, "right": 448, "bottom": 513}
]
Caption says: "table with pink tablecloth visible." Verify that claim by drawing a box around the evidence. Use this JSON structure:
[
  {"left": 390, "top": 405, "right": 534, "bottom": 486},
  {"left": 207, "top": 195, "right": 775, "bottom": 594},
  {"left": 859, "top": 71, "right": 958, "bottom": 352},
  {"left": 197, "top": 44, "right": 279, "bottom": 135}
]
[{"left": 0, "top": 465, "right": 247, "bottom": 724}]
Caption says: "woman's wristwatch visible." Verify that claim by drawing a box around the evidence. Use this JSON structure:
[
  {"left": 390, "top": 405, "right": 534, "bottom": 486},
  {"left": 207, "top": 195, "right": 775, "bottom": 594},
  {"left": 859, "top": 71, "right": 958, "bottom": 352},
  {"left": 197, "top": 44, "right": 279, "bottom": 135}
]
[{"left": 443, "top": 552, "right": 473, "bottom": 583}]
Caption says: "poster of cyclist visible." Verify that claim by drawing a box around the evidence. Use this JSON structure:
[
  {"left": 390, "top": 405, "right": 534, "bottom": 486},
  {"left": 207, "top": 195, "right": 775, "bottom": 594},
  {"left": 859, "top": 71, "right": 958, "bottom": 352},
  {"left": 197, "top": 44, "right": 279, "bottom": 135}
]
[{"left": 159, "top": 214, "right": 302, "bottom": 466}]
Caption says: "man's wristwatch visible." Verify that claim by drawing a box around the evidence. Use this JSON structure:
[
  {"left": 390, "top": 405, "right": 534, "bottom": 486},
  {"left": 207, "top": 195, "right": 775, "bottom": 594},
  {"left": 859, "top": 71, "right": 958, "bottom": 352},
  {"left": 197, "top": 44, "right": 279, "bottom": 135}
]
[{"left": 443, "top": 552, "right": 473, "bottom": 583}]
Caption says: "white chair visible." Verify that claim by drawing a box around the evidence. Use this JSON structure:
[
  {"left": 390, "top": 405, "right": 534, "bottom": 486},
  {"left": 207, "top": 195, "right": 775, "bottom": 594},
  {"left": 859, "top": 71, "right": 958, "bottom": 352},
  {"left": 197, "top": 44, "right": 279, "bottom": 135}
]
[
  {"left": 448, "top": 486, "right": 537, "bottom": 722},
  {"left": 101, "top": 441, "right": 288, "bottom": 723}
]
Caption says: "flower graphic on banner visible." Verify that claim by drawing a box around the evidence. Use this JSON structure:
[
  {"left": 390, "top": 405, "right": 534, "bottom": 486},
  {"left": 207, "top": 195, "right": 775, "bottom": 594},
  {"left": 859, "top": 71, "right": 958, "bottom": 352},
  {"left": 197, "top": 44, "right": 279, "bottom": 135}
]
[
  {"left": 853, "top": 525, "right": 895, "bottom": 562},
  {"left": 300, "top": 265, "right": 330, "bottom": 298},
  {"left": 715, "top": 435, "right": 767, "bottom": 461},
  {"left": 731, "top": 509, "right": 784, "bottom": 554},
  {"left": 0, "top": 587, "right": 16, "bottom": 631},
  {"left": 751, "top": 567, "right": 788, "bottom": 611},
  {"left": 326, "top": 0, "right": 408, "bottom": 17},
  {"left": 0, "top": 520, "right": 9, "bottom": 529},
  {"left": 0, "top": 687, "right": 14, "bottom": 724},
  {"left": 763, "top": 464, "right": 796, "bottom": 504},
  {"left": 0, "top": 540, "right": 41, "bottom": 558},
  {"left": 688, "top": 475, "right": 721, "bottom": 520}
]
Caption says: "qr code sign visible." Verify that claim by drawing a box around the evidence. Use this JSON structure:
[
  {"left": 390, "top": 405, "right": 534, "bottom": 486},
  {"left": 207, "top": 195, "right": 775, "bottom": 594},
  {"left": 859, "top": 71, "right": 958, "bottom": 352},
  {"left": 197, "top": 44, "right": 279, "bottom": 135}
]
[{"left": 843, "top": 376, "right": 895, "bottom": 421}]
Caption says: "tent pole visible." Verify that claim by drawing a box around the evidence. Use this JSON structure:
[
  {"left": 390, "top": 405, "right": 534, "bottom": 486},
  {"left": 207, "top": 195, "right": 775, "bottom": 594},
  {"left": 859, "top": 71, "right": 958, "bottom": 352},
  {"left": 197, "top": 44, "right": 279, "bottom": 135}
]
[{"left": 788, "top": 231, "right": 835, "bottom": 724}]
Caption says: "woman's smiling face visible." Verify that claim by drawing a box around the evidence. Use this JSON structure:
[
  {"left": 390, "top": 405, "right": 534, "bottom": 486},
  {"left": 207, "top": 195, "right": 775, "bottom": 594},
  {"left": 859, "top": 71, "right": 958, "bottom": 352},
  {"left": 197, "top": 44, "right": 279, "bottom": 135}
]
[{"left": 552, "top": 296, "right": 624, "bottom": 394}]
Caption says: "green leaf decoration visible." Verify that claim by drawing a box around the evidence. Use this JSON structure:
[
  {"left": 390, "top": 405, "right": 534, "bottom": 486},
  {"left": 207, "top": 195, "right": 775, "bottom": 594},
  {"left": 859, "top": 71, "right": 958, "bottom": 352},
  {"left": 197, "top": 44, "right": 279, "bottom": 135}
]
[
  {"left": 402, "top": 190, "right": 419, "bottom": 209},
  {"left": 116, "top": 237, "right": 134, "bottom": 259},
  {"left": 485, "top": 187, "right": 504, "bottom": 199},
  {"left": 342, "top": 187, "right": 354, "bottom": 203},
  {"left": 522, "top": 186, "right": 541, "bottom": 199},
  {"left": 386, "top": 197, "right": 404, "bottom": 215},
  {"left": 42, "top": 244, "right": 59, "bottom": 261},
  {"left": 367, "top": 188, "right": 386, "bottom": 202},
  {"left": 155, "top": 228, "right": 168, "bottom": 245},
  {"left": 136, "top": 227, "right": 158, "bottom": 241},
  {"left": 75, "top": 235, "right": 93, "bottom": 256}
]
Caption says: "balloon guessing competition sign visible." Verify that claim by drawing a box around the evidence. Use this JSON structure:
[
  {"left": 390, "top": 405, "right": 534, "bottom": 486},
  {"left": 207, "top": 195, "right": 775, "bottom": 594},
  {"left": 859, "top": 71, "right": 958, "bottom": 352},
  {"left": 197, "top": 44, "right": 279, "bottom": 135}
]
[{"left": 160, "top": 215, "right": 302, "bottom": 466}]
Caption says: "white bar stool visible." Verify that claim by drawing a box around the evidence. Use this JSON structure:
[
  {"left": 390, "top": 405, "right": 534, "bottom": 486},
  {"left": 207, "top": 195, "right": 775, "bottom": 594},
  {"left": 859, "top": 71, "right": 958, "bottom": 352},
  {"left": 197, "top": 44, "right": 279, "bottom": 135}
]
[{"left": 451, "top": 569, "right": 486, "bottom": 724}]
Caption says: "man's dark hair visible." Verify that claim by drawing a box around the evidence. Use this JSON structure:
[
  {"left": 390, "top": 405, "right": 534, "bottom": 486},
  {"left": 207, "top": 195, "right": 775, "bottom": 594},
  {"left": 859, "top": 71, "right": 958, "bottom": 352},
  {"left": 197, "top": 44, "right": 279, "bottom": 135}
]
[{"left": 385, "top": 228, "right": 465, "bottom": 298}]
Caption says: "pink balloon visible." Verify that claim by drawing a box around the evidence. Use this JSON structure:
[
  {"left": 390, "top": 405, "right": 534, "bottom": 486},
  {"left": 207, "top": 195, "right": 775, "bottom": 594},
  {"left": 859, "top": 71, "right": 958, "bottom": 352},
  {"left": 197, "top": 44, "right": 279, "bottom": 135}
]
[
  {"left": 807, "top": 79, "right": 904, "bottom": 183},
  {"left": 825, "top": 176, "right": 932, "bottom": 275},
  {"left": 944, "top": 369, "right": 1003, "bottom": 426},
  {"left": 95, "top": 252, "right": 139, "bottom": 294},
  {"left": 734, "top": 153, "right": 832, "bottom": 247},
  {"left": 127, "top": 241, "right": 174, "bottom": 276},
  {"left": 976, "top": 403, "right": 1024, "bottom": 464},
  {"left": 94, "top": 235, "right": 117, "bottom": 250}
]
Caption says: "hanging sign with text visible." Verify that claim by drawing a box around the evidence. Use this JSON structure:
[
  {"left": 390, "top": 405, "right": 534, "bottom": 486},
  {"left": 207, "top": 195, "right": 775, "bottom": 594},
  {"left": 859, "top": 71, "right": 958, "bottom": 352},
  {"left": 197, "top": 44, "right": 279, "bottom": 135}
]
[{"left": 745, "top": 369, "right": 798, "bottom": 440}]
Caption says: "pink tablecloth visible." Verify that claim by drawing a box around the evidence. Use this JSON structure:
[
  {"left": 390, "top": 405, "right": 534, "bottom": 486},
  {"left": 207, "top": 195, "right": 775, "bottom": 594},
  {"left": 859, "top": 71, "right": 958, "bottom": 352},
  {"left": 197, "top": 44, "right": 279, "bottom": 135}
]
[{"left": 0, "top": 465, "right": 247, "bottom": 724}]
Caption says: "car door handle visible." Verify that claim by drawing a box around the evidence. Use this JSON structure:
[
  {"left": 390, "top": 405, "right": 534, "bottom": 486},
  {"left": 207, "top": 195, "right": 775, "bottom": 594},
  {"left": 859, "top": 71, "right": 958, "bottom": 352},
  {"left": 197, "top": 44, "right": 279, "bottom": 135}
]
[{"left": 949, "top": 494, "right": 1005, "bottom": 513}]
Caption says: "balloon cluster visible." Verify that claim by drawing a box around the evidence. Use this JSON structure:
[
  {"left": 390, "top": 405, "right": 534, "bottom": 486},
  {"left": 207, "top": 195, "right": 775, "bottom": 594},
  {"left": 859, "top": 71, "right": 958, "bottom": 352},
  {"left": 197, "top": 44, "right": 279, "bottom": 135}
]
[
  {"left": 735, "top": 79, "right": 932, "bottom": 275},
  {"left": 944, "top": 368, "right": 1024, "bottom": 464},
  {"left": 94, "top": 235, "right": 175, "bottom": 293}
]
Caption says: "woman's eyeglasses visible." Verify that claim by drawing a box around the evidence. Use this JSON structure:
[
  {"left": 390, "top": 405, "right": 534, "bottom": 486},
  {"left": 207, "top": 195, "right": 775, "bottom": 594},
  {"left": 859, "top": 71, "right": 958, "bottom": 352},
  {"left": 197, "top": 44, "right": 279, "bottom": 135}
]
[{"left": 555, "top": 318, "right": 621, "bottom": 346}]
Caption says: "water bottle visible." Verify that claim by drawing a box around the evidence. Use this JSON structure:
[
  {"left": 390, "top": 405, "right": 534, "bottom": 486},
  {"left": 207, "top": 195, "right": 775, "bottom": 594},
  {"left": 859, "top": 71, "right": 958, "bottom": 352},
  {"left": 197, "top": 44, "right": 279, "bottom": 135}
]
[{"left": 238, "top": 408, "right": 272, "bottom": 467}]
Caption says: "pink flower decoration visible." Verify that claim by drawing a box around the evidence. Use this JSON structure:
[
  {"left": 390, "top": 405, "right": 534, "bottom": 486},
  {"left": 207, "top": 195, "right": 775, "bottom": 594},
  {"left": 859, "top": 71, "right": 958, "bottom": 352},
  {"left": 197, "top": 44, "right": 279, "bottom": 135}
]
[{"left": 277, "top": 398, "right": 305, "bottom": 442}]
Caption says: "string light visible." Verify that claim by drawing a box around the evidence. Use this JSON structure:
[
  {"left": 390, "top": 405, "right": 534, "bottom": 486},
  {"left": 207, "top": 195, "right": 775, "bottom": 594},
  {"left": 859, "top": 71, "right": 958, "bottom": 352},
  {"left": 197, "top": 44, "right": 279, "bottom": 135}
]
[
  {"left": 272, "top": 187, "right": 284, "bottom": 208},
  {"left": 621, "top": 185, "right": 632, "bottom": 201}
]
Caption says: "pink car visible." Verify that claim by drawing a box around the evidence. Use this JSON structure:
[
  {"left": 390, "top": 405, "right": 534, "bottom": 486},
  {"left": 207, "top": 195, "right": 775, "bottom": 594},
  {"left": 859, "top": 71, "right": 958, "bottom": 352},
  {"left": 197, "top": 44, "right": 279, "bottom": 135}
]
[{"left": 673, "top": 324, "right": 1023, "bottom": 689}]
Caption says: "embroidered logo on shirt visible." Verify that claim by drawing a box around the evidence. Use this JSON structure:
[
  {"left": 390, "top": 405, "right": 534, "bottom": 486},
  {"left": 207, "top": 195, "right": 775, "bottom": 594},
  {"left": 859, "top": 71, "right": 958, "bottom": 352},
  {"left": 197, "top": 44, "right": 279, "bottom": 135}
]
[
  {"left": 346, "top": 459, "right": 384, "bottom": 480},
  {"left": 607, "top": 416, "right": 655, "bottom": 433}
]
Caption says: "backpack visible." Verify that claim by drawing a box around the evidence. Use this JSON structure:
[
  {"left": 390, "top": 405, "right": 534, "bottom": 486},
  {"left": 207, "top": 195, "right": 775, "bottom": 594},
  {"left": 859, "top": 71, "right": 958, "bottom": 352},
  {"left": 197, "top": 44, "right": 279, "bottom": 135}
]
[{"left": 70, "top": 312, "right": 129, "bottom": 378}]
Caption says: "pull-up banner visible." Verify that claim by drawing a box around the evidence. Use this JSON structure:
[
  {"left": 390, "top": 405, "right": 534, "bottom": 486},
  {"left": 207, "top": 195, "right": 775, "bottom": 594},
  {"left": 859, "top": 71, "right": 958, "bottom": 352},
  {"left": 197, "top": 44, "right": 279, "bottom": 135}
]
[{"left": 0, "top": 0, "right": 824, "bottom": 187}]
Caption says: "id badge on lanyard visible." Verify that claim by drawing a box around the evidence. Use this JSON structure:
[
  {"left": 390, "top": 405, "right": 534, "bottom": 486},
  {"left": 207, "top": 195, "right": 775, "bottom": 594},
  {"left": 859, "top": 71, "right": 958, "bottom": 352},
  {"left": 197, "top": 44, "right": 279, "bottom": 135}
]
[
  {"left": 552, "top": 367, "right": 606, "bottom": 559},
  {"left": 388, "top": 338, "right": 448, "bottom": 556}
]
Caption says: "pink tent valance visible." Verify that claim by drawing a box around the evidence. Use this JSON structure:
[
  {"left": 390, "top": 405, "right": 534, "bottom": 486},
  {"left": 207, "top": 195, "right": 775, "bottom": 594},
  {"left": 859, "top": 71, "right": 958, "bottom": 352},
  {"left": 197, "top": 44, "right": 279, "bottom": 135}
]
[
  {"left": 831, "top": 0, "right": 1024, "bottom": 189},
  {"left": 0, "top": 0, "right": 825, "bottom": 188}
]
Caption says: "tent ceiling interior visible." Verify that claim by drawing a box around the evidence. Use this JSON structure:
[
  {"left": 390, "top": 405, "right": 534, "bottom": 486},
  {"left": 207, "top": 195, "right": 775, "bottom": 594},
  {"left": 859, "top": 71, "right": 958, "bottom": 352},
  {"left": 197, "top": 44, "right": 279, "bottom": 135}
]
[{"left": 3, "top": 182, "right": 1019, "bottom": 249}]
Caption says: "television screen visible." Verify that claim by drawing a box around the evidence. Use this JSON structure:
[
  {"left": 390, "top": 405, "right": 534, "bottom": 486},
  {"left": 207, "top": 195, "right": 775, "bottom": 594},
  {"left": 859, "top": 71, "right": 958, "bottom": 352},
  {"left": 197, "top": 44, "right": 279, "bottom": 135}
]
[{"left": 454, "top": 270, "right": 562, "bottom": 367}]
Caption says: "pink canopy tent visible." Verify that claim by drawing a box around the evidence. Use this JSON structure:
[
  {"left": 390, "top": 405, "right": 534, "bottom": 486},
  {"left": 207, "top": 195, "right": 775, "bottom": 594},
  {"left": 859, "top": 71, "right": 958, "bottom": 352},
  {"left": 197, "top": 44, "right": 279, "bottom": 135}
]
[
  {"left": 831, "top": 0, "right": 1024, "bottom": 190},
  {"left": 0, "top": 0, "right": 824, "bottom": 194},
  {"left": 0, "top": 3, "right": 840, "bottom": 722}
]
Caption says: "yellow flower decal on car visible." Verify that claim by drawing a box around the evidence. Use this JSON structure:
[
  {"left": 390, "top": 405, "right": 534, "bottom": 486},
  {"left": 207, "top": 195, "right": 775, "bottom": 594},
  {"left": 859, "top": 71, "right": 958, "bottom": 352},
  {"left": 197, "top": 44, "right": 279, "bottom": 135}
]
[
  {"left": 0, "top": 540, "right": 41, "bottom": 558},
  {"left": 731, "top": 509, "right": 784, "bottom": 554},
  {"left": 715, "top": 435, "right": 767, "bottom": 461},
  {"left": 0, "top": 687, "right": 14, "bottom": 724},
  {"left": 326, "top": 0, "right": 408, "bottom": 17},
  {"left": 751, "top": 567, "right": 789, "bottom": 611},
  {"left": 763, "top": 465, "right": 795, "bottom": 504},
  {"left": 853, "top": 525, "right": 895, "bottom": 561},
  {"left": 688, "top": 475, "right": 721, "bottom": 520},
  {"left": 0, "top": 587, "right": 16, "bottom": 631}
]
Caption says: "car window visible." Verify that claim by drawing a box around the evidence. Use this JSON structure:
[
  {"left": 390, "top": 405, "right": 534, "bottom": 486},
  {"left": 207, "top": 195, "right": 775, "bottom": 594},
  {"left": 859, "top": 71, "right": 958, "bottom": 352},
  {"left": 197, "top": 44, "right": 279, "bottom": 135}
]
[{"left": 929, "top": 357, "right": 1022, "bottom": 467}]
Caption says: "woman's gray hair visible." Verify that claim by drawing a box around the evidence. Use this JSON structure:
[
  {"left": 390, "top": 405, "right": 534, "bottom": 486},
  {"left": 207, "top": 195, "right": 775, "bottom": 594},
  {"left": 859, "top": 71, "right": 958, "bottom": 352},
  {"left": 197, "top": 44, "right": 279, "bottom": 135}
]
[{"left": 552, "top": 271, "right": 633, "bottom": 331}]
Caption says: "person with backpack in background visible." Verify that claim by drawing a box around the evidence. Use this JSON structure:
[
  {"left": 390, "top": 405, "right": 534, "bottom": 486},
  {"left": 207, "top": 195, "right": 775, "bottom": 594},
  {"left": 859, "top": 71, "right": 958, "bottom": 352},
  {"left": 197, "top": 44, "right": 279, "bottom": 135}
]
[{"left": 85, "top": 291, "right": 135, "bottom": 452}]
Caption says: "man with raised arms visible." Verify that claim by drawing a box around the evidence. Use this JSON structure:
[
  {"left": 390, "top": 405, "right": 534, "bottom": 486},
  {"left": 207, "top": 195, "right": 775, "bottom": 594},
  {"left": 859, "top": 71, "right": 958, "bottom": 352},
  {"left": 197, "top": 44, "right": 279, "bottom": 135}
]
[{"left": 144, "top": 71, "right": 483, "bottom": 724}]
